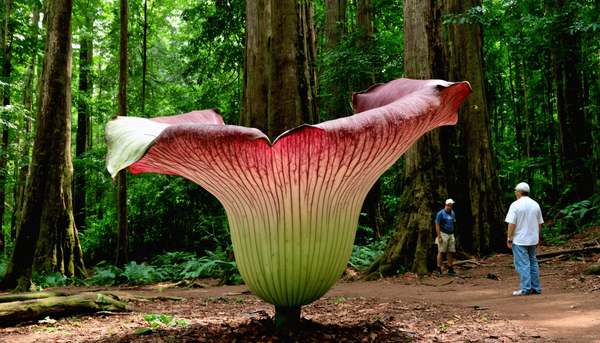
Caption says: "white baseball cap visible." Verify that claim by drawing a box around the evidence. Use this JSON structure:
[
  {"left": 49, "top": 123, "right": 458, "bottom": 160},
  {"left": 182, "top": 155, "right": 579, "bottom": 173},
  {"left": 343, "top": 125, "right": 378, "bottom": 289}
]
[
  {"left": 515, "top": 182, "right": 530, "bottom": 193},
  {"left": 445, "top": 199, "right": 455, "bottom": 205}
]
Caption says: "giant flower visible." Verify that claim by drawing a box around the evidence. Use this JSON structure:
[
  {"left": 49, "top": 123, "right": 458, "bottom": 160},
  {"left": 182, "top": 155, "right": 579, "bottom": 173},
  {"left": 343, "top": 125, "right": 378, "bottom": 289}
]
[{"left": 106, "top": 78, "right": 471, "bottom": 317}]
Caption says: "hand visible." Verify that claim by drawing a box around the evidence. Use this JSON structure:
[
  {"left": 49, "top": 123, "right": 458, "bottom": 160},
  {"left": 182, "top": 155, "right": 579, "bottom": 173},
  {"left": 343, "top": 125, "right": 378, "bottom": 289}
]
[
  {"left": 438, "top": 236, "right": 443, "bottom": 244},
  {"left": 507, "top": 242, "right": 513, "bottom": 249}
]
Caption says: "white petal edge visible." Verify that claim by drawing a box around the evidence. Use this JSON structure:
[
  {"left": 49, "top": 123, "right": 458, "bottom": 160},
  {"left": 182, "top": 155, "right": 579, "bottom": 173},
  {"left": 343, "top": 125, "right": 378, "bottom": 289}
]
[{"left": 105, "top": 116, "right": 171, "bottom": 179}]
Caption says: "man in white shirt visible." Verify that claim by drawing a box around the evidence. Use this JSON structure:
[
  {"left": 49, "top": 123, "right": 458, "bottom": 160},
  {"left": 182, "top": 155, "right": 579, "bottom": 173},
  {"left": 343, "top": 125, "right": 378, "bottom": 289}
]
[{"left": 506, "top": 182, "right": 544, "bottom": 296}]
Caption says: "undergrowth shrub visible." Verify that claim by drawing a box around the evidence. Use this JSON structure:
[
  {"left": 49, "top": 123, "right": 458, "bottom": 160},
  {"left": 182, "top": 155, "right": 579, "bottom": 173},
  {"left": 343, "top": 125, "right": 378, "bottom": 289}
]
[
  {"left": 0, "top": 258, "right": 7, "bottom": 280},
  {"left": 84, "top": 248, "right": 243, "bottom": 286},
  {"left": 123, "top": 261, "right": 168, "bottom": 285},
  {"left": 349, "top": 238, "right": 387, "bottom": 270},
  {"left": 544, "top": 194, "right": 600, "bottom": 246},
  {"left": 180, "top": 247, "right": 242, "bottom": 285},
  {"left": 86, "top": 262, "right": 124, "bottom": 286}
]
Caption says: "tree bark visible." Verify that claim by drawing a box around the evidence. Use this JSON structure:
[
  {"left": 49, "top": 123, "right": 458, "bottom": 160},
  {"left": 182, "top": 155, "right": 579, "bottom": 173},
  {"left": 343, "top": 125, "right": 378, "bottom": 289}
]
[
  {"left": 0, "top": 0, "right": 12, "bottom": 251},
  {"left": 242, "top": 0, "right": 317, "bottom": 140},
  {"left": 115, "top": 0, "right": 129, "bottom": 267},
  {"left": 521, "top": 57, "right": 531, "bottom": 158},
  {"left": 324, "top": 0, "right": 349, "bottom": 120},
  {"left": 1, "top": 0, "right": 86, "bottom": 291},
  {"left": 354, "top": 0, "right": 386, "bottom": 240},
  {"left": 443, "top": 0, "right": 505, "bottom": 255},
  {"left": 355, "top": 0, "right": 374, "bottom": 90},
  {"left": 240, "top": 0, "right": 270, "bottom": 133},
  {"left": 550, "top": 0, "right": 593, "bottom": 202},
  {"left": 74, "top": 14, "right": 93, "bottom": 232},
  {"left": 365, "top": 0, "right": 447, "bottom": 277},
  {"left": 14, "top": 6, "right": 40, "bottom": 242},
  {"left": 507, "top": 49, "right": 522, "bottom": 153}
]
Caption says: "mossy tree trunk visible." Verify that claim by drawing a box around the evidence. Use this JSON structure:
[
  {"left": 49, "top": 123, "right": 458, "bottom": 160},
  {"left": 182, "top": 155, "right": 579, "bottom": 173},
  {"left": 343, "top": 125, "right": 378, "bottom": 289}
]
[
  {"left": 365, "top": 0, "right": 447, "bottom": 278},
  {"left": 242, "top": 0, "right": 317, "bottom": 334},
  {"left": 443, "top": 0, "right": 505, "bottom": 254},
  {"left": 1, "top": 0, "right": 86, "bottom": 292}
]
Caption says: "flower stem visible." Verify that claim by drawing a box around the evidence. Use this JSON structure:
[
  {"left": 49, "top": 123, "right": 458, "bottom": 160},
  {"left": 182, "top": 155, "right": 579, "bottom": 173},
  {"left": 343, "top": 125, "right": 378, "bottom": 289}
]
[{"left": 274, "top": 306, "right": 301, "bottom": 336}]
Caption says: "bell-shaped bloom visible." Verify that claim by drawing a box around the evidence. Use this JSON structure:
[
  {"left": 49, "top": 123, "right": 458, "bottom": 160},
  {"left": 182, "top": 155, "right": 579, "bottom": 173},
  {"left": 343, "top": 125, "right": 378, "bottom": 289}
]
[{"left": 105, "top": 78, "right": 471, "bottom": 307}]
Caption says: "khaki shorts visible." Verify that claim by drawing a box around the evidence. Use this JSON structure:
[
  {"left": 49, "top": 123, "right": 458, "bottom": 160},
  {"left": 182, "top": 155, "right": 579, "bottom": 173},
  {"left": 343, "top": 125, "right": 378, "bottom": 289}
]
[{"left": 436, "top": 232, "right": 456, "bottom": 253}]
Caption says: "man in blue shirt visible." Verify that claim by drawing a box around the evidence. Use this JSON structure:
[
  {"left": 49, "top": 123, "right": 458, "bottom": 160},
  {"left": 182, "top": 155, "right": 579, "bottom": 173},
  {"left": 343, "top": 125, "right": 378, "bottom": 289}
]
[{"left": 435, "top": 199, "right": 459, "bottom": 276}]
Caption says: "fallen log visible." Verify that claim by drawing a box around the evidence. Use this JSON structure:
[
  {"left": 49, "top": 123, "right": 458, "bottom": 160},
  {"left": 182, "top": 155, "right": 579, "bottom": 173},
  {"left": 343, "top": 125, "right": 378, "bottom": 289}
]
[
  {"left": 0, "top": 292, "right": 131, "bottom": 326},
  {"left": 536, "top": 245, "right": 600, "bottom": 259},
  {"left": 0, "top": 291, "right": 71, "bottom": 303},
  {"left": 537, "top": 254, "right": 567, "bottom": 263}
]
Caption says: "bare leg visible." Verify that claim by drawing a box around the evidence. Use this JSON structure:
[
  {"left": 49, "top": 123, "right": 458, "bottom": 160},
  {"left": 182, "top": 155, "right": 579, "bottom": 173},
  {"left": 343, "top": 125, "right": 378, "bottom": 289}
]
[
  {"left": 447, "top": 252, "right": 453, "bottom": 267},
  {"left": 437, "top": 252, "right": 443, "bottom": 268}
]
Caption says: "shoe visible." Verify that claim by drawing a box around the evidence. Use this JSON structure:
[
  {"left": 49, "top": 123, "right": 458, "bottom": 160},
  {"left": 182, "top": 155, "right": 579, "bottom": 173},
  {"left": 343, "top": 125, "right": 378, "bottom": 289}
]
[
  {"left": 435, "top": 269, "right": 443, "bottom": 277},
  {"left": 513, "top": 290, "right": 531, "bottom": 296},
  {"left": 530, "top": 290, "right": 541, "bottom": 295},
  {"left": 447, "top": 270, "right": 459, "bottom": 276}
]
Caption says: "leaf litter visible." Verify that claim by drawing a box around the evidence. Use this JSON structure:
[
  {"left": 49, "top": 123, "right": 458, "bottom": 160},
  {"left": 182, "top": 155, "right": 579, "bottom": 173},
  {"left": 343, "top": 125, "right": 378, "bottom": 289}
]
[{"left": 0, "top": 226, "right": 599, "bottom": 342}]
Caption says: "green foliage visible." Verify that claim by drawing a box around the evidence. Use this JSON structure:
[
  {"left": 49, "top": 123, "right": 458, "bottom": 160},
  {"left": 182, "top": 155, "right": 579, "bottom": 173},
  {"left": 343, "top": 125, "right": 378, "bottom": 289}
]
[
  {"left": 85, "top": 249, "right": 242, "bottom": 286},
  {"left": 135, "top": 313, "right": 190, "bottom": 334},
  {"left": 31, "top": 271, "right": 87, "bottom": 289},
  {"left": 0, "top": 258, "right": 7, "bottom": 280},
  {"left": 559, "top": 197, "right": 600, "bottom": 223},
  {"left": 349, "top": 238, "right": 387, "bottom": 270},
  {"left": 180, "top": 247, "right": 243, "bottom": 285},
  {"left": 329, "top": 297, "right": 347, "bottom": 304},
  {"left": 86, "top": 262, "right": 124, "bottom": 286},
  {"left": 543, "top": 195, "right": 600, "bottom": 246},
  {"left": 122, "top": 261, "right": 168, "bottom": 285}
]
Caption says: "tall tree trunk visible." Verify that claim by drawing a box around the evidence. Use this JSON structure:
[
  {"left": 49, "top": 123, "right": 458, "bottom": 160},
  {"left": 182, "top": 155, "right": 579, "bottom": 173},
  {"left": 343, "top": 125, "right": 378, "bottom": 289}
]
[
  {"left": 1, "top": 0, "right": 86, "bottom": 292},
  {"left": 507, "top": 49, "right": 521, "bottom": 154},
  {"left": 141, "top": 0, "right": 147, "bottom": 117},
  {"left": 14, "top": 5, "right": 40, "bottom": 242},
  {"left": 74, "top": 15, "right": 92, "bottom": 232},
  {"left": 115, "top": 0, "right": 129, "bottom": 267},
  {"left": 242, "top": 0, "right": 317, "bottom": 140},
  {"left": 241, "top": 0, "right": 270, "bottom": 133},
  {"left": 365, "top": 0, "right": 446, "bottom": 277},
  {"left": 443, "top": 0, "right": 505, "bottom": 254},
  {"left": 355, "top": 0, "right": 385, "bottom": 239},
  {"left": 550, "top": 0, "right": 593, "bottom": 202},
  {"left": 0, "top": 0, "right": 12, "bottom": 252},
  {"left": 324, "top": 0, "right": 349, "bottom": 120},
  {"left": 521, "top": 57, "right": 531, "bottom": 158},
  {"left": 242, "top": 0, "right": 318, "bottom": 332},
  {"left": 355, "top": 0, "right": 374, "bottom": 90}
]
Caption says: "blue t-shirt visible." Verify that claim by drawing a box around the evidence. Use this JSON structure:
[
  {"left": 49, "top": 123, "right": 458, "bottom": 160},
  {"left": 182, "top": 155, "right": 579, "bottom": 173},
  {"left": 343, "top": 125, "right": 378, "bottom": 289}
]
[{"left": 436, "top": 209, "right": 455, "bottom": 234}]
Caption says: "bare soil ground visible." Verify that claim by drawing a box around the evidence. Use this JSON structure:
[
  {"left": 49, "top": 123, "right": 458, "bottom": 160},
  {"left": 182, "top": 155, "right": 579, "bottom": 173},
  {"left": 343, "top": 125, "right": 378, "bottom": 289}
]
[{"left": 1, "top": 228, "right": 599, "bottom": 343}]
